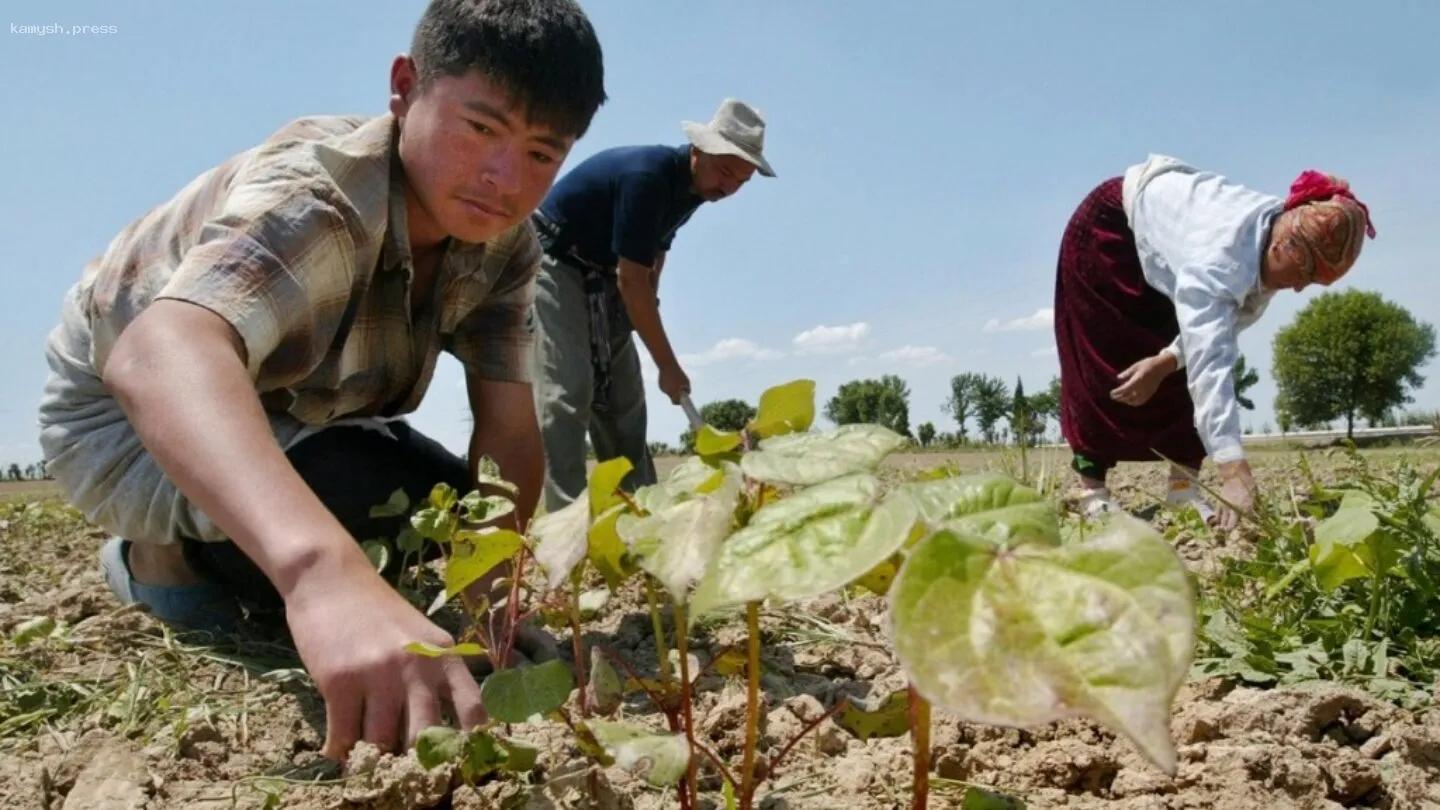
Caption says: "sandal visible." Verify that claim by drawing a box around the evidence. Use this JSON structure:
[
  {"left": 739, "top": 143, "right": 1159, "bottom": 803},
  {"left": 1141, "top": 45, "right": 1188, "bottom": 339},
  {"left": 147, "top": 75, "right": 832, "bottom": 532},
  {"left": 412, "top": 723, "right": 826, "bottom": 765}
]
[{"left": 100, "top": 537, "right": 245, "bottom": 636}]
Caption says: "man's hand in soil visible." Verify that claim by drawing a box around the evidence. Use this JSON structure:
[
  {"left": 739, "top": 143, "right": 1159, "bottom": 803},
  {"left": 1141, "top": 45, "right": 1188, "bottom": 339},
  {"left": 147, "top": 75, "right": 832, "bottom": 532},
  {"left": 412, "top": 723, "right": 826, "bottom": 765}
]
[
  {"left": 102, "top": 300, "right": 485, "bottom": 761},
  {"left": 285, "top": 552, "right": 487, "bottom": 759}
]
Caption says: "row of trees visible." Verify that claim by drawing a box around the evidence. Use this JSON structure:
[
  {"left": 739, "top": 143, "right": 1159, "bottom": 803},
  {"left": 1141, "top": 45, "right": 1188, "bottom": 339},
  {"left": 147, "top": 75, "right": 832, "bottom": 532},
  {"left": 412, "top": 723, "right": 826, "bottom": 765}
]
[
  {"left": 671, "top": 362, "right": 1259, "bottom": 453},
  {"left": 4, "top": 463, "right": 50, "bottom": 482},
  {"left": 663, "top": 289, "right": 1435, "bottom": 453}
]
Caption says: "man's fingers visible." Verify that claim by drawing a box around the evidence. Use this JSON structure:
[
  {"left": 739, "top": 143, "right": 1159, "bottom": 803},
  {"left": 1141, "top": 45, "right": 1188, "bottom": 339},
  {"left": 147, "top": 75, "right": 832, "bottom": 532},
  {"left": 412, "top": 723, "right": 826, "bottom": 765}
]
[
  {"left": 361, "top": 688, "right": 404, "bottom": 755},
  {"left": 321, "top": 686, "right": 364, "bottom": 762},
  {"left": 442, "top": 660, "right": 488, "bottom": 732},
  {"left": 405, "top": 680, "right": 445, "bottom": 750}
]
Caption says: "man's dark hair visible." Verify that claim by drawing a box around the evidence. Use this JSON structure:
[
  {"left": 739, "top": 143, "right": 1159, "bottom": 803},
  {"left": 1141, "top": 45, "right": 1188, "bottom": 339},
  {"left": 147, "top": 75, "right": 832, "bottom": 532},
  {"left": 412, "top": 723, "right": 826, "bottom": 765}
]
[{"left": 410, "top": 0, "right": 606, "bottom": 139}]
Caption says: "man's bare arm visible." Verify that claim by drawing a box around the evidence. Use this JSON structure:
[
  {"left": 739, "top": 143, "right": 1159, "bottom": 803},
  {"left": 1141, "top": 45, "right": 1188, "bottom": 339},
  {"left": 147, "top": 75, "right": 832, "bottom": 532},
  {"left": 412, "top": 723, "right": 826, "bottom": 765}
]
[
  {"left": 103, "top": 299, "right": 369, "bottom": 593},
  {"left": 461, "top": 373, "right": 545, "bottom": 613},
  {"left": 616, "top": 256, "right": 678, "bottom": 370},
  {"left": 104, "top": 300, "right": 485, "bottom": 758},
  {"left": 466, "top": 374, "right": 544, "bottom": 533},
  {"left": 651, "top": 251, "right": 667, "bottom": 294}
]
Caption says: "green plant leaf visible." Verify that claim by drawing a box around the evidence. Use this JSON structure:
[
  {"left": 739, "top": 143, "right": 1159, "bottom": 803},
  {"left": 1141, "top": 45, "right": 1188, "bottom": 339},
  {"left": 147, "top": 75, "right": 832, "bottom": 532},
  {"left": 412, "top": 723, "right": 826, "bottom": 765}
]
[
  {"left": 460, "top": 492, "right": 515, "bottom": 524},
  {"left": 1309, "top": 498, "right": 1403, "bottom": 592},
  {"left": 689, "top": 473, "right": 917, "bottom": 619},
  {"left": 480, "top": 659, "right": 574, "bottom": 724},
  {"left": 740, "top": 424, "right": 906, "bottom": 486},
  {"left": 588, "top": 506, "right": 636, "bottom": 589},
  {"left": 370, "top": 488, "right": 410, "bottom": 518},
  {"left": 587, "top": 651, "right": 624, "bottom": 716},
  {"left": 458, "top": 732, "right": 507, "bottom": 780},
  {"left": 405, "top": 641, "right": 485, "bottom": 658},
  {"left": 900, "top": 472, "right": 1059, "bottom": 546},
  {"left": 10, "top": 615, "right": 56, "bottom": 647},
  {"left": 619, "top": 462, "right": 744, "bottom": 604},
  {"left": 530, "top": 494, "right": 591, "bottom": 590},
  {"left": 961, "top": 787, "right": 1028, "bottom": 809},
  {"left": 411, "top": 507, "right": 457, "bottom": 543},
  {"left": 889, "top": 512, "right": 1195, "bottom": 776},
  {"left": 696, "top": 425, "right": 743, "bottom": 456},
  {"left": 587, "top": 721, "right": 689, "bottom": 786},
  {"left": 496, "top": 738, "right": 538, "bottom": 772},
  {"left": 1310, "top": 507, "right": 1379, "bottom": 591},
  {"left": 852, "top": 554, "right": 902, "bottom": 596},
  {"left": 835, "top": 688, "right": 909, "bottom": 740},
  {"left": 396, "top": 526, "right": 424, "bottom": 554},
  {"left": 590, "top": 457, "right": 634, "bottom": 515},
  {"left": 415, "top": 726, "right": 465, "bottom": 770},
  {"left": 428, "top": 483, "right": 458, "bottom": 512},
  {"left": 446, "top": 529, "right": 525, "bottom": 597},
  {"left": 360, "top": 539, "right": 391, "bottom": 573},
  {"left": 473, "top": 455, "right": 519, "bottom": 495},
  {"left": 747, "top": 378, "right": 816, "bottom": 439},
  {"left": 651, "top": 457, "right": 726, "bottom": 506}
]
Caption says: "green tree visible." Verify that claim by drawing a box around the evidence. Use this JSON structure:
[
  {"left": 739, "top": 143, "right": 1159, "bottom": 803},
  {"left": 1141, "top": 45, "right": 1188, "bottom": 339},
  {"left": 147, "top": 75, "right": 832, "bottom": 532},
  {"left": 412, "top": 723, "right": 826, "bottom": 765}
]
[
  {"left": 679, "top": 398, "right": 757, "bottom": 451},
  {"left": 942, "top": 372, "right": 981, "bottom": 442},
  {"left": 1007, "top": 376, "right": 1032, "bottom": 447},
  {"left": 1233, "top": 354, "right": 1260, "bottom": 410},
  {"left": 824, "top": 374, "right": 912, "bottom": 437},
  {"left": 971, "top": 374, "right": 1010, "bottom": 444},
  {"left": 1025, "top": 375, "right": 1062, "bottom": 439},
  {"left": 1271, "top": 289, "right": 1438, "bottom": 439},
  {"left": 917, "top": 421, "right": 936, "bottom": 447}
]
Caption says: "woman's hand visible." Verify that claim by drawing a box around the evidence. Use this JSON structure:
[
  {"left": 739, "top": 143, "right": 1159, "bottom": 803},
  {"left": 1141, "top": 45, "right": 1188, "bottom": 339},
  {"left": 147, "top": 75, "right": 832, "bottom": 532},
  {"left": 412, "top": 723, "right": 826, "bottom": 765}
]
[
  {"left": 1110, "top": 352, "right": 1178, "bottom": 407},
  {"left": 1213, "top": 459, "right": 1257, "bottom": 531}
]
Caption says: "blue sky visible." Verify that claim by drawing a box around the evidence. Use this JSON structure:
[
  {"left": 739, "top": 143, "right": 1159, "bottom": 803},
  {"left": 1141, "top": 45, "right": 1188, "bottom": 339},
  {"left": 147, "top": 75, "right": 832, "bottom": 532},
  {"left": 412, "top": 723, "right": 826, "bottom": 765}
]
[{"left": 3, "top": 1, "right": 1439, "bottom": 468}]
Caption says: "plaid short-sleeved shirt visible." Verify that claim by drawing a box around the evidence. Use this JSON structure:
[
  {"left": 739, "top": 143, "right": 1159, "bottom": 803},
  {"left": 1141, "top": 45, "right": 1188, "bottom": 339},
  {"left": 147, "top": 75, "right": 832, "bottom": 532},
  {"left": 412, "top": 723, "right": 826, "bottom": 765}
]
[{"left": 72, "top": 113, "right": 540, "bottom": 425}]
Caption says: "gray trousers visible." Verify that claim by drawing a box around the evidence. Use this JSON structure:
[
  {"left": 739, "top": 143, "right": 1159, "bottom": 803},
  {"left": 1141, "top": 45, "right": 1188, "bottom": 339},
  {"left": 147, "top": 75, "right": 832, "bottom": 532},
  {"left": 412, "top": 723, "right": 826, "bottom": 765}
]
[{"left": 531, "top": 254, "right": 657, "bottom": 513}]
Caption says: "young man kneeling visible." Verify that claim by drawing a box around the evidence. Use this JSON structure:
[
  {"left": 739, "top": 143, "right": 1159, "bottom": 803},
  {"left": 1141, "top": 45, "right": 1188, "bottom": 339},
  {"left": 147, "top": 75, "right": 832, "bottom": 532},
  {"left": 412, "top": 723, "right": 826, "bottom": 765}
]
[{"left": 36, "top": 0, "right": 605, "bottom": 762}]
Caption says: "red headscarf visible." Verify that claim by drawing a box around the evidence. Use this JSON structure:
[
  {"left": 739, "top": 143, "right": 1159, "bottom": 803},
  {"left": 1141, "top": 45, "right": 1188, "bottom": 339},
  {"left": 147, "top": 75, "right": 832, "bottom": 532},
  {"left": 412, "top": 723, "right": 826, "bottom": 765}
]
[
  {"left": 1283, "top": 170, "right": 1377, "bottom": 238},
  {"left": 1281, "top": 170, "right": 1377, "bottom": 283}
]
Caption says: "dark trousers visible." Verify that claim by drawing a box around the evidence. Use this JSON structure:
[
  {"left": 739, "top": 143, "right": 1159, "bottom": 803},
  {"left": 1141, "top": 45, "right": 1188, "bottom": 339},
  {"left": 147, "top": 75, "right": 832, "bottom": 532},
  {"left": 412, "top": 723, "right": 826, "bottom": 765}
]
[{"left": 181, "top": 421, "right": 469, "bottom": 617}]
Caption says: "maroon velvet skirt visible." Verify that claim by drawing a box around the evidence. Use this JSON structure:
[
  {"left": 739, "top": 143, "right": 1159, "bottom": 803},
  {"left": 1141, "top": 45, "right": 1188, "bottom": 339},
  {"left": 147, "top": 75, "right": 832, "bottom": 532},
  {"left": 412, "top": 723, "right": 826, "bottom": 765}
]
[{"left": 1052, "top": 177, "right": 1206, "bottom": 468}]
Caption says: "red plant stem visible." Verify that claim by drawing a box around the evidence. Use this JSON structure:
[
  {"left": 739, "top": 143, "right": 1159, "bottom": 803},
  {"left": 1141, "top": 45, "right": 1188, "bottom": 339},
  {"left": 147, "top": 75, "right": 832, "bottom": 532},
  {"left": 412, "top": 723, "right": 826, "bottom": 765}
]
[
  {"left": 739, "top": 602, "right": 762, "bottom": 809},
  {"left": 908, "top": 684, "right": 931, "bottom": 810},
  {"left": 674, "top": 601, "right": 701, "bottom": 807},
  {"left": 769, "top": 696, "right": 850, "bottom": 775}
]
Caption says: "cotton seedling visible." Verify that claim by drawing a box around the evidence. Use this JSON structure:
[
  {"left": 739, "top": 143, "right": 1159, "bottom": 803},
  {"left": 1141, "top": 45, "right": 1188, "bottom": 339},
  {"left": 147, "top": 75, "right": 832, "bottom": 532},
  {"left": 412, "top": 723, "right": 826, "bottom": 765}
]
[{"left": 390, "top": 378, "right": 1198, "bottom": 809}]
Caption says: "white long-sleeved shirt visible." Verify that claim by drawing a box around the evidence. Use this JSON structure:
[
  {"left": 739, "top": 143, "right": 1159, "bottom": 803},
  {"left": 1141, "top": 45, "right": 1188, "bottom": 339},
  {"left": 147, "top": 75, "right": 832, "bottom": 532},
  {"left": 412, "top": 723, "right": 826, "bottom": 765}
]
[{"left": 1121, "top": 154, "right": 1282, "bottom": 464}]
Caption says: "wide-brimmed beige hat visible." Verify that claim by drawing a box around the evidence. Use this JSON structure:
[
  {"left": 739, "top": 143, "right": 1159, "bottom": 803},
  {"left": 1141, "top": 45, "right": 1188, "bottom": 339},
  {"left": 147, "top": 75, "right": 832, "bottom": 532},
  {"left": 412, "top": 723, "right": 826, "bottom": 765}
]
[{"left": 681, "top": 98, "right": 775, "bottom": 178}]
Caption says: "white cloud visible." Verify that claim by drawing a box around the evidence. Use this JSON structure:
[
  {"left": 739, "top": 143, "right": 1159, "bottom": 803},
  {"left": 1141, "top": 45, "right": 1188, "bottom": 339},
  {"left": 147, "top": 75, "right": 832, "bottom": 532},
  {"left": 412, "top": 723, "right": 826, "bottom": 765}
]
[
  {"left": 679, "top": 337, "right": 783, "bottom": 368},
  {"left": 877, "top": 345, "right": 951, "bottom": 367},
  {"left": 1029, "top": 345, "right": 1058, "bottom": 358},
  {"left": 792, "top": 322, "right": 870, "bottom": 354},
  {"left": 983, "top": 307, "right": 1054, "bottom": 333}
]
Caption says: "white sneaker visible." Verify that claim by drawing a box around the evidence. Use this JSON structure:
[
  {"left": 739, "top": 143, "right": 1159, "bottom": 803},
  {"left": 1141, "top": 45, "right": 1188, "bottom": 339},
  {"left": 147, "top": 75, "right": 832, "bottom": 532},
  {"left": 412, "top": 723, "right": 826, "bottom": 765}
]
[{"left": 1078, "top": 487, "right": 1116, "bottom": 518}]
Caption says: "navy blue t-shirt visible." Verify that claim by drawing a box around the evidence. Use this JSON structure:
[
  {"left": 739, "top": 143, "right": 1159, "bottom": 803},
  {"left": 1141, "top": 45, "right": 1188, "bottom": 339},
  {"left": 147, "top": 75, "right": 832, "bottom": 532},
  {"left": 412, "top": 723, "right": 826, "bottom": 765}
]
[{"left": 535, "top": 144, "right": 705, "bottom": 270}]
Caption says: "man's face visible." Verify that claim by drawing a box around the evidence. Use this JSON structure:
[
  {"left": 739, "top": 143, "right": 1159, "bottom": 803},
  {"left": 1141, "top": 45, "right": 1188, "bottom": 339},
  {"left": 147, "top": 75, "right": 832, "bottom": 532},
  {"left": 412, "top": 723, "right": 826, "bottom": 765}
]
[
  {"left": 390, "top": 56, "right": 576, "bottom": 245},
  {"left": 691, "top": 151, "right": 757, "bottom": 201}
]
